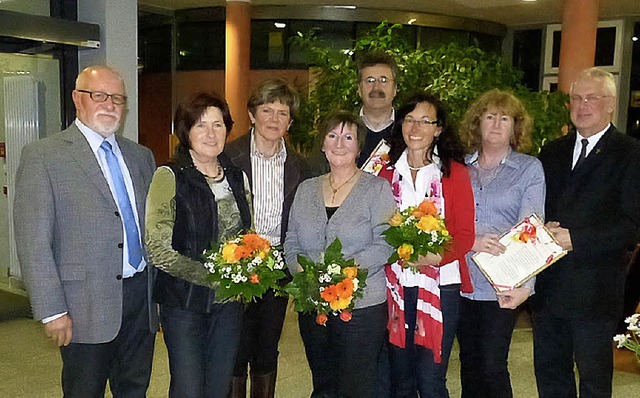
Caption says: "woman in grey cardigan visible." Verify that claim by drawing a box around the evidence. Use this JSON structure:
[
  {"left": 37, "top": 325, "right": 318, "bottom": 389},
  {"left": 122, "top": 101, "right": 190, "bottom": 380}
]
[{"left": 284, "top": 110, "right": 396, "bottom": 398}]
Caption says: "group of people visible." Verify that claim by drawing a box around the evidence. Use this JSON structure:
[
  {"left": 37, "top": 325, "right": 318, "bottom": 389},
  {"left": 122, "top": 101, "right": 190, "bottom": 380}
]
[{"left": 12, "top": 54, "right": 640, "bottom": 398}]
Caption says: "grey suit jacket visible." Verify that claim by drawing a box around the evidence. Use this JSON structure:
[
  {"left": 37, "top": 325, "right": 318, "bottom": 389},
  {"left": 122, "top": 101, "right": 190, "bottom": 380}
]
[{"left": 13, "top": 124, "right": 158, "bottom": 344}]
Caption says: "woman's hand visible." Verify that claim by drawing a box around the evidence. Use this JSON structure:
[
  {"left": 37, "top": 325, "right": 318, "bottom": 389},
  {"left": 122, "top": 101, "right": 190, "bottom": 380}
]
[
  {"left": 496, "top": 287, "right": 531, "bottom": 309},
  {"left": 472, "top": 234, "right": 506, "bottom": 256},
  {"left": 408, "top": 253, "right": 443, "bottom": 273}
]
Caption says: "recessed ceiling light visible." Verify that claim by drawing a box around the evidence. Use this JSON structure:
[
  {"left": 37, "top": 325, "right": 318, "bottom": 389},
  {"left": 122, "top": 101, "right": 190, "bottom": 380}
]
[
  {"left": 522, "top": 0, "right": 538, "bottom": 2},
  {"left": 633, "top": 36, "right": 639, "bottom": 42},
  {"left": 274, "top": 22, "right": 286, "bottom": 29},
  {"left": 408, "top": 19, "right": 417, "bottom": 25}
]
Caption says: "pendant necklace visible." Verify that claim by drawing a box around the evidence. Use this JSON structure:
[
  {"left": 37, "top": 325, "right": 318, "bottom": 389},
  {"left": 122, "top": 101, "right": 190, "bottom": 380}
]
[{"left": 329, "top": 170, "right": 359, "bottom": 203}]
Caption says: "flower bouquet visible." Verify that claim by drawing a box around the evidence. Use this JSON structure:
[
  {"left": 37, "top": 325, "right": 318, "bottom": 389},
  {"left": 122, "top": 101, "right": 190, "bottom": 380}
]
[
  {"left": 383, "top": 199, "right": 451, "bottom": 265},
  {"left": 284, "top": 238, "right": 368, "bottom": 326},
  {"left": 614, "top": 314, "right": 640, "bottom": 361},
  {"left": 204, "top": 232, "right": 287, "bottom": 303}
]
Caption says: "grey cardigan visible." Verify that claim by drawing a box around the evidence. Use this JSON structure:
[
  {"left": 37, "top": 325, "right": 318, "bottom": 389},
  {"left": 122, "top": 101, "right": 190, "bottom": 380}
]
[{"left": 284, "top": 171, "right": 396, "bottom": 309}]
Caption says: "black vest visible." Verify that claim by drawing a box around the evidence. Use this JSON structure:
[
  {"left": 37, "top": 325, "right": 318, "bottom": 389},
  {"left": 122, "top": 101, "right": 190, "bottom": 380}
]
[{"left": 154, "top": 152, "right": 251, "bottom": 313}]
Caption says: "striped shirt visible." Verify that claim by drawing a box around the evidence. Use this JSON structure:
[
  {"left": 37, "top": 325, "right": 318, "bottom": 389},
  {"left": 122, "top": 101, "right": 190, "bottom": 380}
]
[{"left": 250, "top": 132, "right": 286, "bottom": 245}]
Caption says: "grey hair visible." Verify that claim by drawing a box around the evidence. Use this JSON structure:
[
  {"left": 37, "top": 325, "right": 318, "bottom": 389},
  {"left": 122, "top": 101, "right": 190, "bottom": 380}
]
[{"left": 571, "top": 67, "right": 617, "bottom": 97}]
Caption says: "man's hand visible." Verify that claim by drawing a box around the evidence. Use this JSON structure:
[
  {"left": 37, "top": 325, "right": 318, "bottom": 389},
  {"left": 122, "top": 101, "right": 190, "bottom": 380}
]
[
  {"left": 496, "top": 287, "right": 531, "bottom": 309},
  {"left": 545, "top": 221, "right": 573, "bottom": 251},
  {"left": 44, "top": 314, "right": 73, "bottom": 347},
  {"left": 472, "top": 234, "right": 507, "bottom": 256}
]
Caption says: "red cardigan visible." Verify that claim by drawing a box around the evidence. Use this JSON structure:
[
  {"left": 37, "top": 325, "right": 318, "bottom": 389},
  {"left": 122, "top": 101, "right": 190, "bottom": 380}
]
[{"left": 379, "top": 160, "right": 475, "bottom": 293}]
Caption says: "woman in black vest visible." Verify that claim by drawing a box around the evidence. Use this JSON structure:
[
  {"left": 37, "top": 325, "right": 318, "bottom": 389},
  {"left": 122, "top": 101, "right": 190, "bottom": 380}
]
[{"left": 145, "top": 92, "right": 252, "bottom": 398}]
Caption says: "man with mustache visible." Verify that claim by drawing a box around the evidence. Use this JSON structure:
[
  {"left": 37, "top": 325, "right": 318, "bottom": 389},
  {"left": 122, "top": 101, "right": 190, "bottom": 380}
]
[
  {"left": 356, "top": 51, "right": 399, "bottom": 167},
  {"left": 13, "top": 65, "right": 157, "bottom": 397}
]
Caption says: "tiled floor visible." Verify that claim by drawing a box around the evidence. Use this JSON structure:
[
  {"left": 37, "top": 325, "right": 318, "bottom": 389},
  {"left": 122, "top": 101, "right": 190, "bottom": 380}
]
[{"left": 1, "top": 297, "right": 639, "bottom": 397}]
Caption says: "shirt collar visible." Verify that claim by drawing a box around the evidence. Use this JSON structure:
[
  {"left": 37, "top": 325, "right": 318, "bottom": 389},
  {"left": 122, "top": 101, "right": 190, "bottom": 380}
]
[
  {"left": 75, "top": 118, "right": 117, "bottom": 155},
  {"left": 250, "top": 129, "right": 287, "bottom": 160},
  {"left": 359, "top": 107, "right": 395, "bottom": 132},
  {"left": 466, "top": 148, "right": 516, "bottom": 169},
  {"left": 576, "top": 123, "right": 610, "bottom": 147}
]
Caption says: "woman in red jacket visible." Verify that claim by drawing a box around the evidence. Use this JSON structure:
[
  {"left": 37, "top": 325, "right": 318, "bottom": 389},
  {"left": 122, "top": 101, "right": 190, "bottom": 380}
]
[{"left": 379, "top": 92, "right": 475, "bottom": 398}]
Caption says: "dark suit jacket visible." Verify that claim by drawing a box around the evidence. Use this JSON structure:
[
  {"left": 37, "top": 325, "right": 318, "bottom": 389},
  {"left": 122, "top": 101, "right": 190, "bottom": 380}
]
[
  {"left": 13, "top": 124, "right": 158, "bottom": 343},
  {"left": 225, "top": 132, "right": 308, "bottom": 242},
  {"left": 531, "top": 125, "right": 640, "bottom": 320}
]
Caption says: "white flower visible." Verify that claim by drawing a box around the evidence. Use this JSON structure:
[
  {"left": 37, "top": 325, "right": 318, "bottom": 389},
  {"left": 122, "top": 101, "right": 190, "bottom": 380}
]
[
  {"left": 352, "top": 278, "right": 359, "bottom": 292},
  {"left": 251, "top": 257, "right": 263, "bottom": 265},
  {"left": 613, "top": 334, "right": 629, "bottom": 348},
  {"left": 327, "top": 263, "right": 341, "bottom": 275},
  {"left": 625, "top": 314, "right": 640, "bottom": 326},
  {"left": 273, "top": 250, "right": 280, "bottom": 256}
]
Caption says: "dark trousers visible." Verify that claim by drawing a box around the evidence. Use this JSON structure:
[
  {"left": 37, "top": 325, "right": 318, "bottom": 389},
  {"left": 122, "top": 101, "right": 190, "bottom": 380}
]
[
  {"left": 60, "top": 271, "right": 155, "bottom": 398},
  {"left": 532, "top": 314, "right": 616, "bottom": 398},
  {"left": 234, "top": 288, "right": 288, "bottom": 377},
  {"left": 457, "top": 297, "right": 519, "bottom": 398},
  {"left": 389, "top": 284, "right": 460, "bottom": 398},
  {"left": 298, "top": 302, "right": 388, "bottom": 398},
  {"left": 160, "top": 301, "right": 243, "bottom": 398}
]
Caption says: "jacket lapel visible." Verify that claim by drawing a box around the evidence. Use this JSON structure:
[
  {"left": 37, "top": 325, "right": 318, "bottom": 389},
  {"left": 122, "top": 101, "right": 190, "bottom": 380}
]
[
  {"left": 64, "top": 125, "right": 116, "bottom": 206},
  {"left": 117, "top": 136, "right": 146, "bottom": 218}
]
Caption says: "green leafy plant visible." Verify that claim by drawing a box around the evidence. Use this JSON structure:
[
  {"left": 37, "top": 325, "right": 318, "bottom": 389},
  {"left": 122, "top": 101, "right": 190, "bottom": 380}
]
[{"left": 288, "top": 22, "right": 569, "bottom": 156}]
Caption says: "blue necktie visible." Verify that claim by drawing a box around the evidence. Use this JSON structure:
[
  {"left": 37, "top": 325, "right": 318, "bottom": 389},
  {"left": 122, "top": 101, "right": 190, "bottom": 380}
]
[{"left": 100, "top": 140, "right": 143, "bottom": 270}]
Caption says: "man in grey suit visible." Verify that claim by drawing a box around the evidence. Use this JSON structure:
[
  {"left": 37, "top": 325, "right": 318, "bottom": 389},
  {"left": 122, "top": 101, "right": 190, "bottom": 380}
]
[{"left": 13, "top": 65, "right": 158, "bottom": 397}]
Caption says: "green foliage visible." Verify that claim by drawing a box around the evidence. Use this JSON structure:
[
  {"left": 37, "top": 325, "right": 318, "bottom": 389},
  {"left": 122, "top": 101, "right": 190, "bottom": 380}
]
[
  {"left": 284, "top": 238, "right": 368, "bottom": 316},
  {"left": 288, "top": 22, "right": 569, "bottom": 156}
]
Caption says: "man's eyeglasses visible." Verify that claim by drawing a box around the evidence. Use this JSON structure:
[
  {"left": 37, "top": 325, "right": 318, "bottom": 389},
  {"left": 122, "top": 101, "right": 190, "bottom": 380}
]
[
  {"left": 77, "top": 89, "right": 127, "bottom": 105},
  {"left": 569, "top": 94, "right": 611, "bottom": 104},
  {"left": 363, "top": 76, "right": 393, "bottom": 85},
  {"left": 403, "top": 117, "right": 439, "bottom": 127}
]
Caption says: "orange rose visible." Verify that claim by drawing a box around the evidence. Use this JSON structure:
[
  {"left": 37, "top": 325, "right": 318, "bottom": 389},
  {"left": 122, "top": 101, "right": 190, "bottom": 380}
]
[
  {"left": 316, "top": 313, "right": 328, "bottom": 326},
  {"left": 234, "top": 244, "right": 253, "bottom": 260},
  {"left": 242, "top": 233, "right": 271, "bottom": 252},
  {"left": 397, "top": 243, "right": 414, "bottom": 261},
  {"left": 342, "top": 267, "right": 358, "bottom": 279},
  {"left": 389, "top": 212, "right": 404, "bottom": 227},
  {"left": 339, "top": 311, "right": 353, "bottom": 322},
  {"left": 416, "top": 215, "right": 441, "bottom": 232},
  {"left": 250, "top": 273, "right": 260, "bottom": 284},
  {"left": 411, "top": 209, "right": 426, "bottom": 218},
  {"left": 320, "top": 285, "right": 338, "bottom": 302},
  {"left": 418, "top": 200, "right": 438, "bottom": 216}
]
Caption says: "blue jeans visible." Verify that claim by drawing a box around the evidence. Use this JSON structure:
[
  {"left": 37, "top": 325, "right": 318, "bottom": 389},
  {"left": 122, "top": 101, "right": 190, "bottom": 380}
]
[
  {"left": 160, "top": 302, "right": 243, "bottom": 398},
  {"left": 389, "top": 284, "right": 460, "bottom": 398},
  {"left": 298, "top": 303, "right": 388, "bottom": 398},
  {"left": 457, "top": 297, "right": 519, "bottom": 398}
]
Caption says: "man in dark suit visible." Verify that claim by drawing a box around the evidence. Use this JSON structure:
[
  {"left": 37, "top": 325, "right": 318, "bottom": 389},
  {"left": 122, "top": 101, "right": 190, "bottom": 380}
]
[
  {"left": 13, "top": 65, "right": 158, "bottom": 397},
  {"left": 225, "top": 78, "right": 307, "bottom": 397},
  {"left": 531, "top": 67, "right": 640, "bottom": 397}
]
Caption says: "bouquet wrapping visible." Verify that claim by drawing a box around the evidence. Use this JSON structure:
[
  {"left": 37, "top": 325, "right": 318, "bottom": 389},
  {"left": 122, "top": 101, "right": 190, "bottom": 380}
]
[
  {"left": 383, "top": 199, "right": 451, "bottom": 266},
  {"left": 204, "top": 232, "right": 287, "bottom": 303},
  {"left": 284, "top": 238, "right": 368, "bottom": 326}
]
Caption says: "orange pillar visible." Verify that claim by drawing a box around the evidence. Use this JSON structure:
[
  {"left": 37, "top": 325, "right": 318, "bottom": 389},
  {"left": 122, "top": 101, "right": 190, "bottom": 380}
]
[
  {"left": 226, "top": 0, "right": 252, "bottom": 140},
  {"left": 557, "top": 0, "right": 599, "bottom": 93}
]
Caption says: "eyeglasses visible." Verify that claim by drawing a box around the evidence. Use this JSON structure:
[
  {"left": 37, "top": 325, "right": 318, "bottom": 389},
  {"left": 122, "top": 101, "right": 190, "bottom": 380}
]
[
  {"left": 569, "top": 94, "right": 611, "bottom": 104},
  {"left": 77, "top": 89, "right": 127, "bottom": 105},
  {"left": 363, "top": 76, "right": 393, "bottom": 85},
  {"left": 402, "top": 117, "right": 438, "bottom": 127}
]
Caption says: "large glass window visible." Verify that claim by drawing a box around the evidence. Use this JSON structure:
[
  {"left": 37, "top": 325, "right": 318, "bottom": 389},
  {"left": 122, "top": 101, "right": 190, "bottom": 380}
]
[
  {"left": 513, "top": 29, "right": 543, "bottom": 91},
  {"left": 177, "top": 21, "right": 225, "bottom": 70}
]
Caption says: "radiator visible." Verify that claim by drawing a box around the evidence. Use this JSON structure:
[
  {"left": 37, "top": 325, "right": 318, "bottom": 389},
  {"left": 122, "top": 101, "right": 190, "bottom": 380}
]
[{"left": 4, "top": 76, "right": 41, "bottom": 281}]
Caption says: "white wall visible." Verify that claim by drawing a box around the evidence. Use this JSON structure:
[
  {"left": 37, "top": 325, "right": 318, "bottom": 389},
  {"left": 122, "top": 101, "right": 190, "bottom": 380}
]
[{"left": 78, "top": 0, "right": 139, "bottom": 141}]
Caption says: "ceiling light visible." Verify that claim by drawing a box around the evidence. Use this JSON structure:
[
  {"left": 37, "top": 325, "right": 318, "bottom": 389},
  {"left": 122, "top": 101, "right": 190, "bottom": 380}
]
[
  {"left": 633, "top": 36, "right": 639, "bottom": 42},
  {"left": 274, "top": 22, "right": 286, "bottom": 29},
  {"left": 408, "top": 19, "right": 417, "bottom": 25}
]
